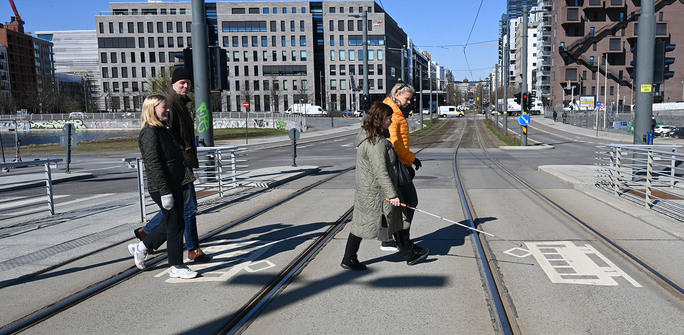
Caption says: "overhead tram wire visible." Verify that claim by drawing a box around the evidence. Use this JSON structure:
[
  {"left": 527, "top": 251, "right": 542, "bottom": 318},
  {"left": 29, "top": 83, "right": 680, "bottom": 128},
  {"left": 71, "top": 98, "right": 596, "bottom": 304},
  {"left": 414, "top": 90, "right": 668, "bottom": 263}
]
[{"left": 463, "top": 0, "right": 486, "bottom": 81}]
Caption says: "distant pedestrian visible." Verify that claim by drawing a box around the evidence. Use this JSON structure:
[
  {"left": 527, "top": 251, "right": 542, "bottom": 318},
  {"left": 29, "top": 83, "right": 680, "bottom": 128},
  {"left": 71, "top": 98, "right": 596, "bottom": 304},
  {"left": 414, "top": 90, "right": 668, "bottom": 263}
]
[
  {"left": 133, "top": 67, "right": 210, "bottom": 263},
  {"left": 128, "top": 95, "right": 198, "bottom": 279},
  {"left": 553, "top": 111, "right": 557, "bottom": 122},
  {"left": 562, "top": 111, "right": 567, "bottom": 124},
  {"left": 340, "top": 103, "right": 429, "bottom": 270}
]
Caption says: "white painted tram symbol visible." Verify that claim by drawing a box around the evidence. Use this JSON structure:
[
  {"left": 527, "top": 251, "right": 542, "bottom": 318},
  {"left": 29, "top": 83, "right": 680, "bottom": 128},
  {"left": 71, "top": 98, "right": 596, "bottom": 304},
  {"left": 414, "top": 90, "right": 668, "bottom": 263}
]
[
  {"left": 157, "top": 239, "right": 277, "bottom": 283},
  {"left": 505, "top": 241, "right": 641, "bottom": 287}
]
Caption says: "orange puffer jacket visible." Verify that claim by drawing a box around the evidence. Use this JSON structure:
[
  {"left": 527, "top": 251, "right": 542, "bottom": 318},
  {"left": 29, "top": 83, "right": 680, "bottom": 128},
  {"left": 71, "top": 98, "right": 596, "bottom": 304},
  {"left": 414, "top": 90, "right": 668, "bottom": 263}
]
[{"left": 383, "top": 96, "right": 415, "bottom": 166}]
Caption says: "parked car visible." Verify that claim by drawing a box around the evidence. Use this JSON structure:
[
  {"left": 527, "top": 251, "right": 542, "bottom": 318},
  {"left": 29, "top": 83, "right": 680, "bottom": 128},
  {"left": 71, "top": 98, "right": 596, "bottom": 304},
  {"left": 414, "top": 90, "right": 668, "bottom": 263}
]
[
  {"left": 654, "top": 125, "right": 674, "bottom": 136},
  {"left": 343, "top": 109, "right": 364, "bottom": 117},
  {"left": 670, "top": 127, "right": 684, "bottom": 138},
  {"left": 438, "top": 106, "right": 464, "bottom": 118}
]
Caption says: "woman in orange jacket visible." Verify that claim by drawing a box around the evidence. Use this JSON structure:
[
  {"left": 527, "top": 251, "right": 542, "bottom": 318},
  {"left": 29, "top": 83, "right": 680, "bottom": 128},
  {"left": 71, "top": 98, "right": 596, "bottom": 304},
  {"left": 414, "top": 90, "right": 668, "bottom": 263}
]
[{"left": 381, "top": 81, "right": 424, "bottom": 255}]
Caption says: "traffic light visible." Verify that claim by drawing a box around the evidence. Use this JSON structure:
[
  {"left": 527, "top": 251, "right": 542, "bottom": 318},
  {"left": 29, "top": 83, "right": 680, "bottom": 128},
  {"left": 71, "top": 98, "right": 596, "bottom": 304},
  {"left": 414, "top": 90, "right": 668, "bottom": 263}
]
[
  {"left": 182, "top": 47, "right": 229, "bottom": 91},
  {"left": 514, "top": 92, "right": 521, "bottom": 104},
  {"left": 361, "top": 94, "right": 370, "bottom": 111},
  {"left": 522, "top": 92, "right": 529, "bottom": 111},
  {"left": 654, "top": 39, "right": 676, "bottom": 84},
  {"left": 209, "top": 47, "right": 228, "bottom": 91}
]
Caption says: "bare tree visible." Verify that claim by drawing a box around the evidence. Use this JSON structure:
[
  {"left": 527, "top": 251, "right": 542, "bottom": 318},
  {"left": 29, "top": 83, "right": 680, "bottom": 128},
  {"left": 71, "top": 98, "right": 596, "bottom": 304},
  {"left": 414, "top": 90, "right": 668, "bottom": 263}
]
[{"left": 269, "top": 75, "right": 282, "bottom": 113}]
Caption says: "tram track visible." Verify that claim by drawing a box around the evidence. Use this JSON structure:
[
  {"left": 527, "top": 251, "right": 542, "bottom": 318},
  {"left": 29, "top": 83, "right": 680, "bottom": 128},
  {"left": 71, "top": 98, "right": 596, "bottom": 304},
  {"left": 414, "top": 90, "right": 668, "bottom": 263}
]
[
  {"left": 1, "top": 119, "right": 453, "bottom": 334},
  {"left": 453, "top": 115, "right": 683, "bottom": 334}
]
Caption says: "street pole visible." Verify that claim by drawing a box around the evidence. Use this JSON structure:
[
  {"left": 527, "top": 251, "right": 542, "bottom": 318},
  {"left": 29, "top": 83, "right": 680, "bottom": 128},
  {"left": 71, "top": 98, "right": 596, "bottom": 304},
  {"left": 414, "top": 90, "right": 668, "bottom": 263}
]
[
  {"left": 494, "top": 63, "right": 499, "bottom": 121},
  {"left": 604, "top": 53, "right": 608, "bottom": 130},
  {"left": 521, "top": 6, "right": 529, "bottom": 146},
  {"left": 191, "top": 0, "right": 214, "bottom": 147},
  {"left": 503, "top": 19, "right": 509, "bottom": 135},
  {"left": 401, "top": 45, "right": 406, "bottom": 83},
  {"left": 362, "top": 10, "right": 369, "bottom": 111},
  {"left": 634, "top": 0, "right": 655, "bottom": 145},
  {"left": 417, "top": 66, "right": 423, "bottom": 126}
]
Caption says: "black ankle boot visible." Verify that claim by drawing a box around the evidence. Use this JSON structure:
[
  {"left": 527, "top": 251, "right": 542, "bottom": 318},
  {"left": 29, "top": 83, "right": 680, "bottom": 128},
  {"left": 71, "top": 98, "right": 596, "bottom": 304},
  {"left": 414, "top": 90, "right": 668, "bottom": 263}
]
[
  {"left": 406, "top": 248, "right": 429, "bottom": 266},
  {"left": 340, "top": 256, "right": 368, "bottom": 270}
]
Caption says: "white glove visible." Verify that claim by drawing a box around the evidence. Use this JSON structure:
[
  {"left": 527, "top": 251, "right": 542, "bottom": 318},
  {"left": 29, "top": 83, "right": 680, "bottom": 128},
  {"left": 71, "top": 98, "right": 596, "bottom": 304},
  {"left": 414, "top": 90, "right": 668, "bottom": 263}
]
[
  {"left": 183, "top": 189, "right": 190, "bottom": 204},
  {"left": 161, "top": 194, "right": 174, "bottom": 210}
]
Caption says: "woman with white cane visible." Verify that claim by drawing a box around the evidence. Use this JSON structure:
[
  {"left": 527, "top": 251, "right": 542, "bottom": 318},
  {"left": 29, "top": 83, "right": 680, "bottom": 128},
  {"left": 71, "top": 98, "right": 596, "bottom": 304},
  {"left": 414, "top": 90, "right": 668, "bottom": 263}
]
[{"left": 341, "top": 103, "right": 429, "bottom": 270}]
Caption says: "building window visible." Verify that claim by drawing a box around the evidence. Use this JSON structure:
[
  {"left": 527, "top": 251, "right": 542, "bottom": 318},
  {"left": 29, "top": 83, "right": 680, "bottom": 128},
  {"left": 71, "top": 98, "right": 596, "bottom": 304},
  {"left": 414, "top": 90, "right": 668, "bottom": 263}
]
[
  {"left": 349, "top": 50, "right": 355, "bottom": 61},
  {"left": 177, "top": 37, "right": 184, "bottom": 47},
  {"left": 340, "top": 65, "right": 346, "bottom": 75},
  {"left": 300, "top": 36, "right": 306, "bottom": 46},
  {"left": 330, "top": 35, "right": 334, "bottom": 46},
  {"left": 329, "top": 20, "right": 334, "bottom": 31},
  {"left": 340, "top": 35, "right": 344, "bottom": 46},
  {"left": 330, "top": 50, "right": 335, "bottom": 61},
  {"left": 330, "top": 65, "right": 336, "bottom": 75},
  {"left": 377, "top": 50, "right": 383, "bottom": 60},
  {"left": 300, "top": 50, "right": 307, "bottom": 61},
  {"left": 291, "top": 36, "right": 296, "bottom": 46},
  {"left": 339, "top": 50, "right": 346, "bottom": 61},
  {"left": 158, "top": 37, "right": 164, "bottom": 48},
  {"left": 101, "top": 52, "right": 108, "bottom": 63},
  {"left": 300, "top": 20, "right": 305, "bottom": 31},
  {"left": 167, "top": 22, "right": 173, "bottom": 33}
]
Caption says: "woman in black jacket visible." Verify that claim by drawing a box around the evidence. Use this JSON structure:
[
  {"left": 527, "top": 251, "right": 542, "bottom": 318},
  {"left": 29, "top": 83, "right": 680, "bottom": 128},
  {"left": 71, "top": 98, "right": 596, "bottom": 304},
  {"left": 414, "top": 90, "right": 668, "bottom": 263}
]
[{"left": 127, "top": 94, "right": 198, "bottom": 279}]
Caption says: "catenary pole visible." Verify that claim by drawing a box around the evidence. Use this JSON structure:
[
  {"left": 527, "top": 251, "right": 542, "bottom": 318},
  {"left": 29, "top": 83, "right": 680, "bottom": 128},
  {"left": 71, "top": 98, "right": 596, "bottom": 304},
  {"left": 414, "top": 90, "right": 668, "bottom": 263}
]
[
  {"left": 191, "top": 0, "right": 214, "bottom": 147},
  {"left": 634, "top": 0, "right": 655, "bottom": 144}
]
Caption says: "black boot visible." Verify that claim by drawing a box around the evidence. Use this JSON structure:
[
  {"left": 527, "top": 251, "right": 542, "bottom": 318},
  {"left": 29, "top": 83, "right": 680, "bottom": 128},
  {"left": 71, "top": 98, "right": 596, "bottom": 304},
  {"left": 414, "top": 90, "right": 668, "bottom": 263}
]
[
  {"left": 394, "top": 229, "right": 429, "bottom": 265},
  {"left": 341, "top": 233, "right": 368, "bottom": 270}
]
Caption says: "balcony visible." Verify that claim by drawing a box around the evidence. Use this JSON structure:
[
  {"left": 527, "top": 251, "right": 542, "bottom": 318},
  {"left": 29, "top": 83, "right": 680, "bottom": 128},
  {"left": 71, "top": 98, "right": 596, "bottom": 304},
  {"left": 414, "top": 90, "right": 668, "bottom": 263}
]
[
  {"left": 655, "top": 22, "right": 668, "bottom": 37},
  {"left": 564, "top": 8, "right": 582, "bottom": 24},
  {"left": 588, "top": 0, "right": 604, "bottom": 7},
  {"left": 606, "top": 0, "right": 624, "bottom": 8},
  {"left": 606, "top": 37, "right": 623, "bottom": 54}
]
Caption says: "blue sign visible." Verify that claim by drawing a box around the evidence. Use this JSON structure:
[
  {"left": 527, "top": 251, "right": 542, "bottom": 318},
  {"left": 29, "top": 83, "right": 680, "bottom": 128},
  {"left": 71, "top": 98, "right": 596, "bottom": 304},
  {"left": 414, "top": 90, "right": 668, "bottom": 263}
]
[
  {"left": 597, "top": 101, "right": 603, "bottom": 107},
  {"left": 518, "top": 114, "right": 530, "bottom": 126}
]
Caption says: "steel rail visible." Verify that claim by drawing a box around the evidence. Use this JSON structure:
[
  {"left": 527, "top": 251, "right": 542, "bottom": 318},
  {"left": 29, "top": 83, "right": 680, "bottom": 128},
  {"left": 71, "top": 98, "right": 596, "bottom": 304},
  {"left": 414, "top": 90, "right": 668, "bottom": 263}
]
[
  {"left": 0, "top": 167, "right": 355, "bottom": 335},
  {"left": 477, "top": 119, "right": 684, "bottom": 298},
  {"left": 218, "top": 207, "right": 354, "bottom": 334},
  {"left": 455, "top": 116, "right": 518, "bottom": 335}
]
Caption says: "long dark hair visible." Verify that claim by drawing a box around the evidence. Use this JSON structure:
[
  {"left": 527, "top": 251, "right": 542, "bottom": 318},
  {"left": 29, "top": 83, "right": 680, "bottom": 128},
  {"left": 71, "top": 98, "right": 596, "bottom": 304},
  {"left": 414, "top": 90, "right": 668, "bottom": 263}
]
[{"left": 362, "top": 102, "right": 393, "bottom": 145}]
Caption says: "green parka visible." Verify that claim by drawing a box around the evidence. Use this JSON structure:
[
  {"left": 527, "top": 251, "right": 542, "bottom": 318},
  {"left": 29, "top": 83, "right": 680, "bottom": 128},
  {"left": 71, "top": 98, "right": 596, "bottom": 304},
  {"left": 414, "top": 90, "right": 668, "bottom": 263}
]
[
  {"left": 139, "top": 124, "right": 196, "bottom": 196},
  {"left": 350, "top": 130, "right": 410, "bottom": 238}
]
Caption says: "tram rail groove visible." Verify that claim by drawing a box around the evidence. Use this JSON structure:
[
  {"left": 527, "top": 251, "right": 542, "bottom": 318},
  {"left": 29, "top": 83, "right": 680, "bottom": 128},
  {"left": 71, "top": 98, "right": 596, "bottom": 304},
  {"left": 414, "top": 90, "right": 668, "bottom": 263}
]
[
  {"left": 455, "top": 116, "right": 519, "bottom": 335},
  {"left": 0, "top": 166, "right": 356, "bottom": 335},
  {"left": 471, "top": 117, "right": 684, "bottom": 299},
  {"left": 0, "top": 118, "right": 461, "bottom": 334},
  {"left": 219, "top": 207, "right": 354, "bottom": 335}
]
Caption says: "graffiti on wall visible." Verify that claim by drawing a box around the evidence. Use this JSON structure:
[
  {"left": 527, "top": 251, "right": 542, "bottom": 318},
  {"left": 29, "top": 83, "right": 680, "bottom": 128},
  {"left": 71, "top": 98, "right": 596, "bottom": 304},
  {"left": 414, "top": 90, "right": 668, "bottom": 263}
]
[{"left": 29, "top": 119, "right": 87, "bottom": 130}]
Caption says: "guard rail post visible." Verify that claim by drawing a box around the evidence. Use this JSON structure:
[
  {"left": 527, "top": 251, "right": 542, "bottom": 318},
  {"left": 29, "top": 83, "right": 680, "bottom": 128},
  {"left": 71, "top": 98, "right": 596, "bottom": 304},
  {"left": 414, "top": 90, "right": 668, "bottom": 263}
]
[
  {"left": 670, "top": 147, "right": 676, "bottom": 188},
  {"left": 646, "top": 150, "right": 653, "bottom": 208},
  {"left": 231, "top": 149, "right": 237, "bottom": 188},
  {"left": 136, "top": 158, "right": 146, "bottom": 223},
  {"left": 43, "top": 161, "right": 55, "bottom": 215},
  {"left": 613, "top": 146, "right": 622, "bottom": 196},
  {"left": 216, "top": 149, "right": 224, "bottom": 197}
]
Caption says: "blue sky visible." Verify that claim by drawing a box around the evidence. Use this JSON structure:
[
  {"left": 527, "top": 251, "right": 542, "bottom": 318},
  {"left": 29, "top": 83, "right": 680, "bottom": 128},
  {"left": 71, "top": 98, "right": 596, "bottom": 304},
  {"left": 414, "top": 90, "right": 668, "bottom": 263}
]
[{"left": 2, "top": 0, "right": 505, "bottom": 81}]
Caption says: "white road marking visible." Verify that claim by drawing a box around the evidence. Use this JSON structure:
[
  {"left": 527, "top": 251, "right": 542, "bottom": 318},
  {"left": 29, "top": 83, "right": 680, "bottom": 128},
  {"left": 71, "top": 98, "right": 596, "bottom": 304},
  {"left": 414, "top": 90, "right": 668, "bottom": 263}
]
[
  {"left": 525, "top": 241, "right": 641, "bottom": 287},
  {"left": 0, "top": 193, "right": 115, "bottom": 216},
  {"left": 0, "top": 195, "right": 69, "bottom": 213},
  {"left": 156, "top": 239, "right": 277, "bottom": 283}
]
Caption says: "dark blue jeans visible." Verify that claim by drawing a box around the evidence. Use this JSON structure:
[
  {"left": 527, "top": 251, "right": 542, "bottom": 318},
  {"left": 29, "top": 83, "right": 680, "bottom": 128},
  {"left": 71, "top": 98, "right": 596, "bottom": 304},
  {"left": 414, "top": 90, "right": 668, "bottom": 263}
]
[
  {"left": 143, "top": 183, "right": 199, "bottom": 251},
  {"left": 145, "top": 190, "right": 185, "bottom": 266}
]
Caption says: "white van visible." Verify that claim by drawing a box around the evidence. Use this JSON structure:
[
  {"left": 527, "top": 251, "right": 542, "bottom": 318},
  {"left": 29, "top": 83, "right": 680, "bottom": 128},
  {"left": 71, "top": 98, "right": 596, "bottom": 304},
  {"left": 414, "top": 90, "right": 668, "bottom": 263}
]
[
  {"left": 285, "top": 104, "right": 327, "bottom": 116},
  {"left": 438, "top": 106, "right": 463, "bottom": 118}
]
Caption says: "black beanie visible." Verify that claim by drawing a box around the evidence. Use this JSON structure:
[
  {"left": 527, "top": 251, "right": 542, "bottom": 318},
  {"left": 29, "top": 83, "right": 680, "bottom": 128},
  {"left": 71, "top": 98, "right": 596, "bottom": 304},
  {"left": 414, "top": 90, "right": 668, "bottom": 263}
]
[{"left": 172, "top": 67, "right": 192, "bottom": 84}]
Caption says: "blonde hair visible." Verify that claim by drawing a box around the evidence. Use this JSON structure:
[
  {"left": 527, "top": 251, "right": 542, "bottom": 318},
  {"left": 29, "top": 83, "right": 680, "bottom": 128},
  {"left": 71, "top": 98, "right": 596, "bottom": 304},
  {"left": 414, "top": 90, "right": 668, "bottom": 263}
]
[
  {"left": 140, "top": 94, "right": 167, "bottom": 129},
  {"left": 389, "top": 82, "right": 415, "bottom": 106}
]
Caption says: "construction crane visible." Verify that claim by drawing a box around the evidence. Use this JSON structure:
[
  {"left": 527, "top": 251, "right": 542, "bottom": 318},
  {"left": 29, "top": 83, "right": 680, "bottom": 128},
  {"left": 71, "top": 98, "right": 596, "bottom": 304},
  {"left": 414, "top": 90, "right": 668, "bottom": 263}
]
[{"left": 8, "top": 0, "right": 24, "bottom": 25}]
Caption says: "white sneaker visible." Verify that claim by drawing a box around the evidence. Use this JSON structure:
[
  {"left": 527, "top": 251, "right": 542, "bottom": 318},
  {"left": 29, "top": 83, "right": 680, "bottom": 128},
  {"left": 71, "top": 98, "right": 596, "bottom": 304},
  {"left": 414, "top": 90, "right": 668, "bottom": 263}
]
[
  {"left": 380, "top": 240, "right": 400, "bottom": 252},
  {"left": 169, "top": 265, "right": 198, "bottom": 279},
  {"left": 127, "top": 242, "right": 147, "bottom": 270}
]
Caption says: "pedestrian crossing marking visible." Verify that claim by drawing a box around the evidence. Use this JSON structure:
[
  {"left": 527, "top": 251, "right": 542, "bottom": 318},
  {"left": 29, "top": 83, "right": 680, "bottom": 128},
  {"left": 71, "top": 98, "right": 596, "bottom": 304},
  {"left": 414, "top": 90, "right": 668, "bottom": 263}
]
[
  {"left": 157, "top": 239, "right": 277, "bottom": 283},
  {"left": 525, "top": 241, "right": 641, "bottom": 287}
]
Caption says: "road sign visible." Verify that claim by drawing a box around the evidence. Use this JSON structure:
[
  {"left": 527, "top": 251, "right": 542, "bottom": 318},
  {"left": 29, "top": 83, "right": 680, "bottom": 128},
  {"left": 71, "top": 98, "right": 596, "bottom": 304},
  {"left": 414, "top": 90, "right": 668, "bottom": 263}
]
[
  {"left": 243, "top": 101, "right": 250, "bottom": 108},
  {"left": 597, "top": 101, "right": 602, "bottom": 108},
  {"left": 518, "top": 114, "right": 530, "bottom": 126}
]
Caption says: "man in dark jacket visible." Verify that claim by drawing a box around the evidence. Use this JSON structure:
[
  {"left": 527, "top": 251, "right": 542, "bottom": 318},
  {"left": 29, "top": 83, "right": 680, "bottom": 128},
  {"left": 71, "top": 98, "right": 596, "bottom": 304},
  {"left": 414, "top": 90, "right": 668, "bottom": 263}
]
[{"left": 134, "top": 67, "right": 210, "bottom": 262}]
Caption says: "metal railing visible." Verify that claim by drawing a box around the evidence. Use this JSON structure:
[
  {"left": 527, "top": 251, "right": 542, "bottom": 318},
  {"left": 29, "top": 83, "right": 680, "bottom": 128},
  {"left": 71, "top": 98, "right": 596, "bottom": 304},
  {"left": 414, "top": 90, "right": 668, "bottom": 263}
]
[
  {"left": 0, "top": 159, "right": 63, "bottom": 215},
  {"left": 595, "top": 144, "right": 684, "bottom": 219},
  {"left": 123, "top": 146, "right": 249, "bottom": 223}
]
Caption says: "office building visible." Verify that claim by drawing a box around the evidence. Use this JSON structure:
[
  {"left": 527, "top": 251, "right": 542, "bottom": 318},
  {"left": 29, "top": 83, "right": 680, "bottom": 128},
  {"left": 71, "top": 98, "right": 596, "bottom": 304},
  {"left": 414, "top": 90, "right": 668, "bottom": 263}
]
[{"left": 95, "top": 1, "right": 413, "bottom": 113}]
